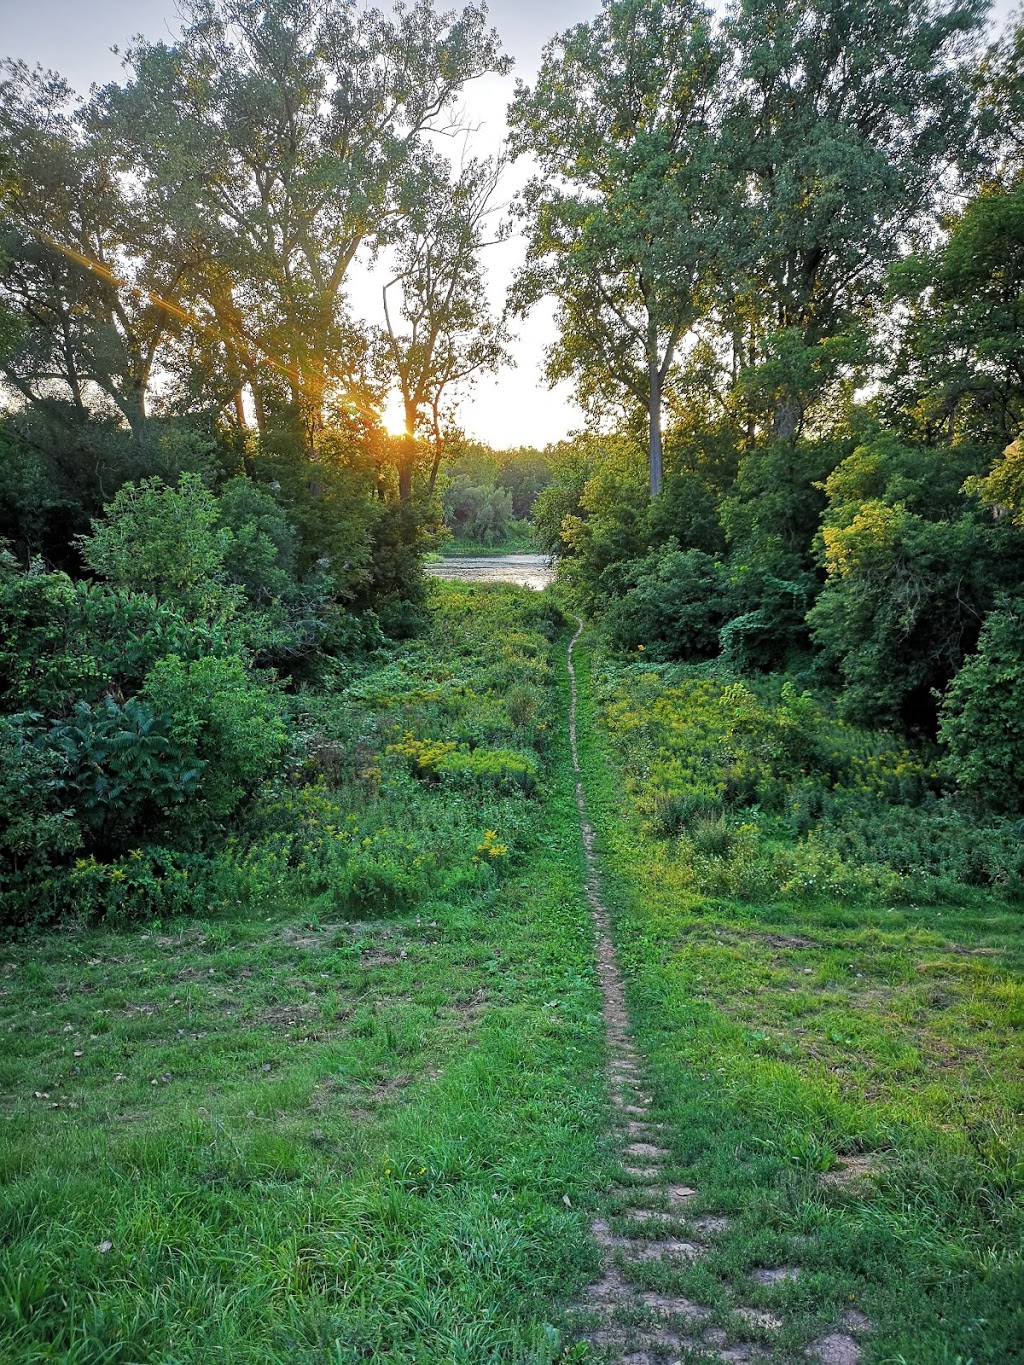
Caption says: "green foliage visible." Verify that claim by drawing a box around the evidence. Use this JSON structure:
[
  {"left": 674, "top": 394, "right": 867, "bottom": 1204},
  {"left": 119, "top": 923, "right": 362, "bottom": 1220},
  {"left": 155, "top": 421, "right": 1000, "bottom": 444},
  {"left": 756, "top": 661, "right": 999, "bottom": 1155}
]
[
  {"left": 388, "top": 732, "right": 540, "bottom": 794},
  {"left": 603, "top": 545, "right": 731, "bottom": 660},
  {"left": 531, "top": 440, "right": 595, "bottom": 559},
  {"left": 0, "top": 568, "right": 236, "bottom": 714},
  {"left": 808, "top": 434, "right": 1024, "bottom": 727},
  {"left": 647, "top": 465, "right": 728, "bottom": 556},
  {"left": 0, "top": 569, "right": 560, "bottom": 927},
  {"left": 495, "top": 446, "right": 553, "bottom": 519},
  {"left": 0, "top": 527, "right": 288, "bottom": 920},
  {"left": 509, "top": 0, "right": 728, "bottom": 491},
  {"left": 967, "top": 438, "right": 1024, "bottom": 525},
  {"left": 80, "top": 473, "right": 239, "bottom": 621},
  {"left": 442, "top": 472, "right": 517, "bottom": 545},
  {"left": 598, "top": 654, "right": 1022, "bottom": 903},
  {"left": 437, "top": 442, "right": 550, "bottom": 547},
  {"left": 65, "top": 846, "right": 200, "bottom": 922},
  {"left": 887, "top": 180, "right": 1024, "bottom": 447},
  {"left": 0, "top": 609, "right": 605, "bottom": 1364},
  {"left": 939, "top": 601, "right": 1024, "bottom": 813},
  {"left": 142, "top": 654, "right": 286, "bottom": 825},
  {"left": 557, "top": 437, "right": 651, "bottom": 608},
  {"left": 719, "top": 0, "right": 984, "bottom": 430},
  {"left": 0, "top": 713, "right": 82, "bottom": 918},
  {"left": 49, "top": 696, "right": 201, "bottom": 838},
  {"left": 218, "top": 475, "right": 298, "bottom": 603}
]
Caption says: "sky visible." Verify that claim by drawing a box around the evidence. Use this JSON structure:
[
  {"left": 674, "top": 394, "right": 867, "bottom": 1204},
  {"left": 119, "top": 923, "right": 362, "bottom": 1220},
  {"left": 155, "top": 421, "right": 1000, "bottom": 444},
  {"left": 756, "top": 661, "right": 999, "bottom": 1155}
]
[
  {"left": 0, "top": 0, "right": 1019, "bottom": 448},
  {"left": 0, "top": 0, "right": 597, "bottom": 449}
]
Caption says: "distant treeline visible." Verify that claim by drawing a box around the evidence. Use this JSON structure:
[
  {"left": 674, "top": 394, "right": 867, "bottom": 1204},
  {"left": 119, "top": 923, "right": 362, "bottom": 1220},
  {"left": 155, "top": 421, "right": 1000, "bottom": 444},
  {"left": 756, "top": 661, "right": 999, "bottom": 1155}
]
[{"left": 442, "top": 445, "right": 553, "bottom": 548}]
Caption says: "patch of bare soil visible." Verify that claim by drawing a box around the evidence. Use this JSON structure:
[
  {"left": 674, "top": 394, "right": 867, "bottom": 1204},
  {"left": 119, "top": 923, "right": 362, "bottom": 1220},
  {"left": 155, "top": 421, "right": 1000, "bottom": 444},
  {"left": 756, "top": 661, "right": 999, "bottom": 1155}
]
[
  {"left": 805, "top": 1332, "right": 862, "bottom": 1364},
  {"left": 257, "top": 1002, "right": 320, "bottom": 1031},
  {"left": 750, "top": 1266, "right": 802, "bottom": 1285},
  {"left": 371, "top": 1072, "right": 414, "bottom": 1102},
  {"left": 820, "top": 1155, "right": 877, "bottom": 1190}
]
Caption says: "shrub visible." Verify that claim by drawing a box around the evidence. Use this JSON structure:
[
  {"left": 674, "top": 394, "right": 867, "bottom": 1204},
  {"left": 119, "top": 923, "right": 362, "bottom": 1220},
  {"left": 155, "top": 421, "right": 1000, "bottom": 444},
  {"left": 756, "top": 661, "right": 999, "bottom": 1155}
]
[
  {"left": 603, "top": 545, "right": 732, "bottom": 660},
  {"left": 80, "top": 473, "right": 239, "bottom": 621},
  {"left": 66, "top": 847, "right": 201, "bottom": 922},
  {"left": 142, "top": 654, "right": 287, "bottom": 825},
  {"left": 0, "top": 570, "right": 237, "bottom": 713},
  {"left": 940, "top": 604, "right": 1024, "bottom": 813},
  {"left": 386, "top": 733, "right": 539, "bottom": 794},
  {"left": 48, "top": 695, "right": 202, "bottom": 847},
  {"left": 0, "top": 715, "right": 83, "bottom": 924}
]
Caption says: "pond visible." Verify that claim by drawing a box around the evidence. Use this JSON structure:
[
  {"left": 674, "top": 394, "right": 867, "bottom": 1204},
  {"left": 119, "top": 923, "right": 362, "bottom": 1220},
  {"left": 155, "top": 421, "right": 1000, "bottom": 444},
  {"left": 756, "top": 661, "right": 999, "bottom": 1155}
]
[{"left": 424, "top": 553, "right": 555, "bottom": 591}]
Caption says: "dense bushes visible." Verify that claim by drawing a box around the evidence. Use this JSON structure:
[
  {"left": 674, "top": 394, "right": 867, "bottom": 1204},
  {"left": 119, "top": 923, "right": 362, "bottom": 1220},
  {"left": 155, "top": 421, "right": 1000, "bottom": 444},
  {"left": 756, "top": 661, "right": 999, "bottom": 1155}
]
[
  {"left": 0, "top": 534, "right": 561, "bottom": 925},
  {"left": 603, "top": 545, "right": 731, "bottom": 659},
  {"left": 599, "top": 660, "right": 1023, "bottom": 905},
  {"left": 0, "top": 460, "right": 387, "bottom": 924},
  {"left": 535, "top": 98, "right": 1024, "bottom": 815},
  {"left": 0, "top": 550, "right": 288, "bottom": 920},
  {"left": 939, "top": 602, "right": 1024, "bottom": 814}
]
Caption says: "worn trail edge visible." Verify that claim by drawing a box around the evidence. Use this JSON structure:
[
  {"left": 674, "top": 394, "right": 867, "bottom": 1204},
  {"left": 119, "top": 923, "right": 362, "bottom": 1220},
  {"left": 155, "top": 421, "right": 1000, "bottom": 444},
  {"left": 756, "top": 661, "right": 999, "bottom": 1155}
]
[{"left": 565, "top": 619, "right": 865, "bottom": 1365}]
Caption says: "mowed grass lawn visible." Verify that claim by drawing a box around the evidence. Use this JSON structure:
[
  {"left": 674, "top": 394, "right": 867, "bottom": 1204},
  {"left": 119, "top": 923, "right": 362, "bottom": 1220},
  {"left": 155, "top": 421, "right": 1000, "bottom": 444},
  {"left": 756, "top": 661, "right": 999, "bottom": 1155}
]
[
  {"left": 0, "top": 589, "right": 609, "bottom": 1365},
  {"left": 0, "top": 811, "right": 606, "bottom": 1365},
  {"left": 575, "top": 633, "right": 1024, "bottom": 1364}
]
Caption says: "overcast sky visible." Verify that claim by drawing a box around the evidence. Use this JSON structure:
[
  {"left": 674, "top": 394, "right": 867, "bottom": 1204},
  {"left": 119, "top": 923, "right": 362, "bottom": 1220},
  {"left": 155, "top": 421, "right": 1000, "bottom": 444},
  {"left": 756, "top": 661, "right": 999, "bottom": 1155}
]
[{"left": 0, "top": 0, "right": 1018, "bottom": 448}]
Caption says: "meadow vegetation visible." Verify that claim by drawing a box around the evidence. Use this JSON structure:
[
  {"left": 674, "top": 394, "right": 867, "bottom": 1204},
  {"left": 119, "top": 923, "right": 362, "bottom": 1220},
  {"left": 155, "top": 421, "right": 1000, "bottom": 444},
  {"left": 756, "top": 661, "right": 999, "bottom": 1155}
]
[
  {"left": 0, "top": 583, "right": 612, "bottom": 1364},
  {"left": 2, "top": 0, "right": 1024, "bottom": 1358},
  {"left": 576, "top": 634, "right": 1024, "bottom": 1364}
]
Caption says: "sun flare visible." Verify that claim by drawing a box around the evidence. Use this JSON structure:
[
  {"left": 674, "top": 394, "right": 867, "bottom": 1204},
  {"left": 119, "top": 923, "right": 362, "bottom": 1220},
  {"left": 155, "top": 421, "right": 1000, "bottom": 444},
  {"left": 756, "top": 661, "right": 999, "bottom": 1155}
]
[{"left": 380, "top": 400, "right": 409, "bottom": 438}]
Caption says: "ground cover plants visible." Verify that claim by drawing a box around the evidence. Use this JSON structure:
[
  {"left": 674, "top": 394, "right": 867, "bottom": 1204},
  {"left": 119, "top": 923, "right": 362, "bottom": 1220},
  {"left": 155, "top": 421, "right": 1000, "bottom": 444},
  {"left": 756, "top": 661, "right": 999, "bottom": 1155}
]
[
  {"left": 0, "top": 583, "right": 611, "bottom": 1364},
  {"left": 3, "top": 0, "right": 1024, "bottom": 1358},
  {"left": 573, "top": 631, "right": 1024, "bottom": 1363}
]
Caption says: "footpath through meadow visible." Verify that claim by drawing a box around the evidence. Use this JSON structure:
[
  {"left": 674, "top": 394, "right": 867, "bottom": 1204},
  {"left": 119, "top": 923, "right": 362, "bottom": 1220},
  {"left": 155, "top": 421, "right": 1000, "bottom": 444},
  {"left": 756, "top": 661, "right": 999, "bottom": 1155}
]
[{"left": 566, "top": 618, "right": 867, "bottom": 1365}]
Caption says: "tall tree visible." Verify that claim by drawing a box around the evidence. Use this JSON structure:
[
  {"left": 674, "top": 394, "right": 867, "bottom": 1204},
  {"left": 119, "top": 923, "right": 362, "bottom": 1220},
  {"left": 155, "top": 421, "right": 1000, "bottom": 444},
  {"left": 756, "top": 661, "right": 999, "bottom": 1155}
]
[
  {"left": 93, "top": 0, "right": 510, "bottom": 445},
  {"left": 379, "top": 151, "right": 510, "bottom": 500},
  {"left": 508, "top": 0, "right": 727, "bottom": 496},
  {"left": 979, "top": 6, "right": 1024, "bottom": 183},
  {"left": 0, "top": 62, "right": 198, "bottom": 441},
  {"left": 719, "top": 0, "right": 987, "bottom": 441}
]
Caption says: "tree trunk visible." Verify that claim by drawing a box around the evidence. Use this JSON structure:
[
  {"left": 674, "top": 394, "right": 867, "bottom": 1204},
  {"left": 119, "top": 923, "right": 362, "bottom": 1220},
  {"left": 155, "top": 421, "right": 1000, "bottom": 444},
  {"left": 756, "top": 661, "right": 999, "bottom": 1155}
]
[
  {"left": 399, "top": 403, "right": 417, "bottom": 502},
  {"left": 428, "top": 443, "right": 444, "bottom": 496},
  {"left": 773, "top": 394, "right": 800, "bottom": 443},
  {"left": 427, "top": 399, "right": 445, "bottom": 495},
  {"left": 648, "top": 359, "right": 663, "bottom": 498},
  {"left": 399, "top": 432, "right": 415, "bottom": 502},
  {"left": 122, "top": 382, "right": 149, "bottom": 445}
]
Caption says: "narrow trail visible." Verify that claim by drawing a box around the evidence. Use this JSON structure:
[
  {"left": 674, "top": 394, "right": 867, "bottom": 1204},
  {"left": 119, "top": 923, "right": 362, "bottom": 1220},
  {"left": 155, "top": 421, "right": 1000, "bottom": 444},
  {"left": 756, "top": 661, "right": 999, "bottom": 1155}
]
[{"left": 565, "top": 619, "right": 865, "bottom": 1365}]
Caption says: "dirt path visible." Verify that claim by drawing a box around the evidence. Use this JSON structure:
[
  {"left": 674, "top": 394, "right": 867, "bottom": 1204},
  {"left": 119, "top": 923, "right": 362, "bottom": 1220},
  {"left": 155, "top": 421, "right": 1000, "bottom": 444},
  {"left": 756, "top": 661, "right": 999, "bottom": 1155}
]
[{"left": 565, "top": 619, "right": 864, "bottom": 1365}]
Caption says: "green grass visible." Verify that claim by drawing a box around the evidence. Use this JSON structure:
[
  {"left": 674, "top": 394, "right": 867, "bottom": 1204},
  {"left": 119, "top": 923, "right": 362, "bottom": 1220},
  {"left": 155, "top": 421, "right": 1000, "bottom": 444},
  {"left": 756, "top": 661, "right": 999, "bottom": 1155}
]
[
  {"left": 574, "top": 630, "right": 1024, "bottom": 1363},
  {"left": 0, "top": 585, "right": 609, "bottom": 1364},
  {"left": 433, "top": 525, "right": 540, "bottom": 557},
  {"left": 7, "top": 590, "right": 1024, "bottom": 1363}
]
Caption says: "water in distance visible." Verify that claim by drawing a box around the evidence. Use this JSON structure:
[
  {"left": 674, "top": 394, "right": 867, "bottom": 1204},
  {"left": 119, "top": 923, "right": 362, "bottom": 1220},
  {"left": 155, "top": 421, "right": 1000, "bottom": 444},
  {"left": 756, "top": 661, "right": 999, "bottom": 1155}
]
[{"left": 424, "top": 553, "right": 554, "bottom": 591}]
